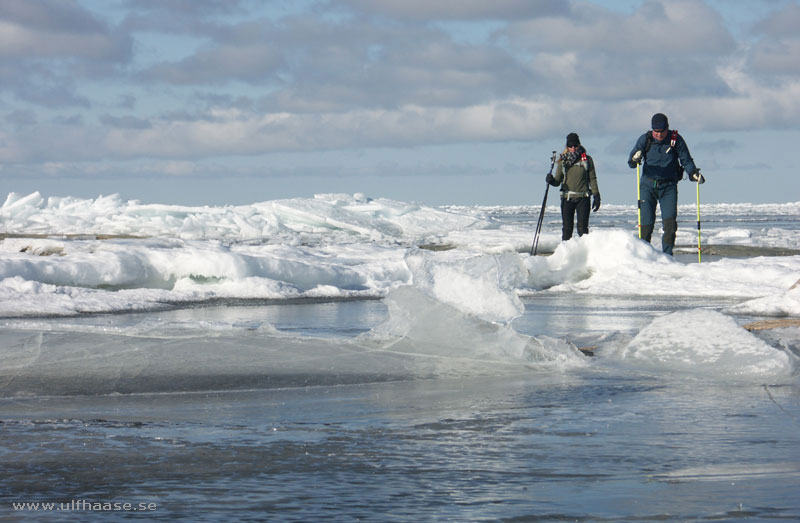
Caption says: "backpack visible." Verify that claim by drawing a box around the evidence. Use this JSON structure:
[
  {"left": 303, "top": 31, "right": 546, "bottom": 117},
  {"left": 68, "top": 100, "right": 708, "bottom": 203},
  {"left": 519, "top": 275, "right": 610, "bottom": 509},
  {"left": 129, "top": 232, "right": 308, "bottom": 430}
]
[
  {"left": 644, "top": 130, "right": 683, "bottom": 178},
  {"left": 644, "top": 129, "right": 679, "bottom": 154}
]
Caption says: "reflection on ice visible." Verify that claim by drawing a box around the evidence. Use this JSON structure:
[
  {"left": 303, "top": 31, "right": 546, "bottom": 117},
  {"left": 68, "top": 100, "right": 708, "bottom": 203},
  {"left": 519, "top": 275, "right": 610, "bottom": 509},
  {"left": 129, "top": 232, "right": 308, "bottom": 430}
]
[
  {"left": 652, "top": 462, "right": 800, "bottom": 482},
  {"left": 0, "top": 252, "right": 590, "bottom": 397},
  {"left": 0, "top": 285, "right": 586, "bottom": 397}
]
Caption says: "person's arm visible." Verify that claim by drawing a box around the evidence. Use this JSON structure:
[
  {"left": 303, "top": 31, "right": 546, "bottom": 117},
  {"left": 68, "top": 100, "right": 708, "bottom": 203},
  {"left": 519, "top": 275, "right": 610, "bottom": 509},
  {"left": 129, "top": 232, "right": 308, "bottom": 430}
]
[
  {"left": 677, "top": 136, "right": 699, "bottom": 179},
  {"left": 628, "top": 135, "right": 646, "bottom": 168},
  {"left": 588, "top": 157, "right": 600, "bottom": 197},
  {"left": 547, "top": 158, "right": 564, "bottom": 186},
  {"left": 589, "top": 157, "right": 601, "bottom": 211}
]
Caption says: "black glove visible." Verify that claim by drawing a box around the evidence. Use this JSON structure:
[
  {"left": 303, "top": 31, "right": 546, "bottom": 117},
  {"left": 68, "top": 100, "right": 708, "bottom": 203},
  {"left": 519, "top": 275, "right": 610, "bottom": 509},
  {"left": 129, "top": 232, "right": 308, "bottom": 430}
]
[
  {"left": 592, "top": 195, "right": 601, "bottom": 212},
  {"left": 689, "top": 169, "right": 705, "bottom": 184},
  {"left": 546, "top": 173, "right": 558, "bottom": 186}
]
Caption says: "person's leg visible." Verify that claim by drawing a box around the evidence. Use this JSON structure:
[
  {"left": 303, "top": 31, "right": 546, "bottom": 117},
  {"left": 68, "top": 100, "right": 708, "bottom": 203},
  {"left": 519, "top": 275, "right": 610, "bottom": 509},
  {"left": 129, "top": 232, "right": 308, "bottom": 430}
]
[
  {"left": 561, "top": 198, "right": 575, "bottom": 241},
  {"left": 639, "top": 181, "right": 657, "bottom": 243},
  {"left": 575, "top": 197, "right": 590, "bottom": 236},
  {"left": 658, "top": 183, "right": 678, "bottom": 255}
]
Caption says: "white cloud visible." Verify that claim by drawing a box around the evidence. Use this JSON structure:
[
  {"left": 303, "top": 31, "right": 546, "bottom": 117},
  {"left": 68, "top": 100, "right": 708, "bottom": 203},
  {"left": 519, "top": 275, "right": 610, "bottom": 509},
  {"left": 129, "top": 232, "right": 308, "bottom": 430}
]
[
  {"left": 749, "top": 3, "right": 800, "bottom": 75},
  {"left": 0, "top": 0, "right": 128, "bottom": 60},
  {"left": 506, "top": 0, "right": 733, "bottom": 55},
  {"left": 0, "top": 0, "right": 130, "bottom": 110},
  {"left": 505, "top": 0, "right": 737, "bottom": 99},
  {"left": 2, "top": 0, "right": 800, "bottom": 173},
  {"left": 143, "top": 43, "right": 284, "bottom": 85}
]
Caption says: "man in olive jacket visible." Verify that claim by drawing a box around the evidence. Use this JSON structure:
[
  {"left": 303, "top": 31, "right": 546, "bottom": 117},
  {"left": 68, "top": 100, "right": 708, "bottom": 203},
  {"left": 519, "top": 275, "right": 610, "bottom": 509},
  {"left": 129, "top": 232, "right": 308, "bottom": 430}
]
[{"left": 546, "top": 132, "right": 601, "bottom": 241}]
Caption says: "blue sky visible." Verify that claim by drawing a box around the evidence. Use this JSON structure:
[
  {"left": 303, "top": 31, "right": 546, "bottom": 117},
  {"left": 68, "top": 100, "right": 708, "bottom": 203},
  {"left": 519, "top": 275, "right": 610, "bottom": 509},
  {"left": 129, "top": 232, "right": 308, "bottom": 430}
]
[{"left": 2, "top": 0, "right": 799, "bottom": 206}]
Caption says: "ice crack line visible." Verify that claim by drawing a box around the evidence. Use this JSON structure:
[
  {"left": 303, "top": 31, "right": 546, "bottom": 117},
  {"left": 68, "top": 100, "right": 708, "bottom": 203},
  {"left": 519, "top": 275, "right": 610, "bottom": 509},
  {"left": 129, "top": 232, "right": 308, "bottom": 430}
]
[{"left": 763, "top": 384, "right": 798, "bottom": 425}]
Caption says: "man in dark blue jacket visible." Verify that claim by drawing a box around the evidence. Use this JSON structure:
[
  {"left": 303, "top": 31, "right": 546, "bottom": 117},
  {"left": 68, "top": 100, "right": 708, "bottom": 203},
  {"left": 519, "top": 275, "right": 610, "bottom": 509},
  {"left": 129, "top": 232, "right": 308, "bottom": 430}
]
[{"left": 628, "top": 113, "right": 704, "bottom": 255}]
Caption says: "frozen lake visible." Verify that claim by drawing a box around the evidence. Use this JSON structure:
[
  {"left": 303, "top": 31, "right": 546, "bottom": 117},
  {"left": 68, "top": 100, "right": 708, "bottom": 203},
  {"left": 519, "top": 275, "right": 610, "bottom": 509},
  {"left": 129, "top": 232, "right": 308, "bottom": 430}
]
[{"left": 1, "top": 193, "right": 799, "bottom": 519}]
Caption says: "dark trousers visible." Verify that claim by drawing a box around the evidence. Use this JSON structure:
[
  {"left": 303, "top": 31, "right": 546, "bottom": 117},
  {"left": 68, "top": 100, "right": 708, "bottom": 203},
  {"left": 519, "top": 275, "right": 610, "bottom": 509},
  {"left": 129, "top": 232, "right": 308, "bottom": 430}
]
[
  {"left": 560, "top": 197, "right": 590, "bottom": 241},
  {"left": 639, "top": 178, "right": 678, "bottom": 255}
]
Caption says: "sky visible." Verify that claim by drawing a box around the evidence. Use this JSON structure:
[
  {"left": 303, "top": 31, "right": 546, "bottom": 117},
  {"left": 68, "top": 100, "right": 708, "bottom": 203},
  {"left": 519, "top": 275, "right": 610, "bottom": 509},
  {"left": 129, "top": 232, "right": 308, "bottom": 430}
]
[{"left": 1, "top": 0, "right": 800, "bottom": 207}]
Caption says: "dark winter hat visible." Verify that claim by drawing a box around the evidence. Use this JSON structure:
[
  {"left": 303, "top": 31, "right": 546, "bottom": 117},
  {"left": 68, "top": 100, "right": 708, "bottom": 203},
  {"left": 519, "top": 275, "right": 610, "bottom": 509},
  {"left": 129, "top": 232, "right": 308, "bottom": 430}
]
[
  {"left": 566, "top": 132, "right": 580, "bottom": 147},
  {"left": 651, "top": 113, "right": 669, "bottom": 130}
]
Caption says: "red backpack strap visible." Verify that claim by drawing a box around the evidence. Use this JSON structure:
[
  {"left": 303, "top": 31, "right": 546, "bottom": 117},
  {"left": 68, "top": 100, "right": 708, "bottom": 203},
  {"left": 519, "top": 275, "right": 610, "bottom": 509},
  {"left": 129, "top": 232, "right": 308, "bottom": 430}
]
[{"left": 666, "top": 130, "right": 679, "bottom": 154}]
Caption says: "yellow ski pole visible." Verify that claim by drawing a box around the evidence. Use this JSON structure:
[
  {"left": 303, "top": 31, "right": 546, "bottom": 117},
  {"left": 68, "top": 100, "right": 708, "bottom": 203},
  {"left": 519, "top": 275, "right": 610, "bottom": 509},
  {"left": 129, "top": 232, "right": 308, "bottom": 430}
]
[
  {"left": 696, "top": 179, "right": 702, "bottom": 263},
  {"left": 636, "top": 162, "right": 642, "bottom": 238}
]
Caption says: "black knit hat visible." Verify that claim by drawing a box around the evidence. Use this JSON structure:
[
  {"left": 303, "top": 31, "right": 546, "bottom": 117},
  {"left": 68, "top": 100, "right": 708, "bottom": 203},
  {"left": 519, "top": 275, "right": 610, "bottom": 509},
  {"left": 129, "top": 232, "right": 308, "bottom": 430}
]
[
  {"left": 566, "top": 132, "right": 580, "bottom": 147},
  {"left": 651, "top": 113, "right": 669, "bottom": 130}
]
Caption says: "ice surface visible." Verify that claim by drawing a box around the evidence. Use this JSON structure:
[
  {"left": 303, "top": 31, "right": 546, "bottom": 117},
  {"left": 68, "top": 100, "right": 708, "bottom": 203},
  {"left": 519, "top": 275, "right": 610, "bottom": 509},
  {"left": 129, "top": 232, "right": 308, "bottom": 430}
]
[
  {"left": 1, "top": 191, "right": 481, "bottom": 242},
  {"left": 0, "top": 240, "right": 411, "bottom": 316},
  {"left": 522, "top": 230, "right": 799, "bottom": 298},
  {"left": 0, "top": 191, "right": 798, "bottom": 394},
  {"left": 726, "top": 287, "right": 800, "bottom": 317},
  {"left": 359, "top": 285, "right": 586, "bottom": 371},
  {"left": 405, "top": 249, "right": 526, "bottom": 324},
  {"left": 2, "top": 192, "right": 799, "bottom": 316},
  {"left": 652, "top": 462, "right": 800, "bottom": 482},
  {"left": 2, "top": 192, "right": 799, "bottom": 523},
  {"left": 601, "top": 309, "right": 796, "bottom": 380},
  {"left": 0, "top": 284, "right": 586, "bottom": 396}
]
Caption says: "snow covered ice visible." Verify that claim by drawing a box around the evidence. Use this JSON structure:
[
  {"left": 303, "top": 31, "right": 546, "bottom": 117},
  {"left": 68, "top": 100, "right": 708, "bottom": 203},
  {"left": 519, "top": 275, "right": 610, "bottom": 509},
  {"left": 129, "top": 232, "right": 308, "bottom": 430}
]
[
  {"left": 2, "top": 191, "right": 799, "bottom": 318},
  {"left": 604, "top": 309, "right": 793, "bottom": 379},
  {"left": 0, "top": 191, "right": 798, "bottom": 395}
]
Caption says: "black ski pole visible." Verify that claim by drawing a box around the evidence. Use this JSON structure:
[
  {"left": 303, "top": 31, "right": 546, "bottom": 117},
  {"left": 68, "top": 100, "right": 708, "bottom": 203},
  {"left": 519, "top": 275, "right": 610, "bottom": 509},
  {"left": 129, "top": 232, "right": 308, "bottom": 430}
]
[{"left": 530, "top": 151, "right": 558, "bottom": 256}]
